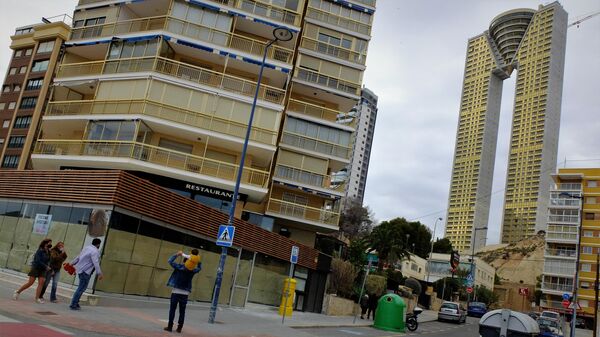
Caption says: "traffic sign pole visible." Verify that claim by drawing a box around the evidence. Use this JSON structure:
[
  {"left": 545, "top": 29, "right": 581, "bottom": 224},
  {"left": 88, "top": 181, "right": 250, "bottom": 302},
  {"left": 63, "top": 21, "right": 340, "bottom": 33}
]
[{"left": 282, "top": 246, "right": 299, "bottom": 324}]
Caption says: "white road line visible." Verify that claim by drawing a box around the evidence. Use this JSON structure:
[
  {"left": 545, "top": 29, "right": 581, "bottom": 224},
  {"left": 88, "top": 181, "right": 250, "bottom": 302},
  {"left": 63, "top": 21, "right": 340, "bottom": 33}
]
[
  {"left": 41, "top": 324, "right": 74, "bottom": 336},
  {"left": 338, "top": 329, "right": 363, "bottom": 335},
  {"left": 0, "top": 314, "right": 20, "bottom": 323}
]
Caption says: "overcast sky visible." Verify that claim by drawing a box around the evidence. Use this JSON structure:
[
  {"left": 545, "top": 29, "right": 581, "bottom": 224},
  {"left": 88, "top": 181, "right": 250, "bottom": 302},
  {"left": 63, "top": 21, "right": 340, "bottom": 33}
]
[{"left": 0, "top": 0, "right": 598, "bottom": 246}]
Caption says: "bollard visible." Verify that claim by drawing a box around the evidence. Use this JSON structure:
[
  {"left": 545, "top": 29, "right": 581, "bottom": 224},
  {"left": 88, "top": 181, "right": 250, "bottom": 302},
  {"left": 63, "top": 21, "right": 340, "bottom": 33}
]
[{"left": 278, "top": 278, "right": 296, "bottom": 317}]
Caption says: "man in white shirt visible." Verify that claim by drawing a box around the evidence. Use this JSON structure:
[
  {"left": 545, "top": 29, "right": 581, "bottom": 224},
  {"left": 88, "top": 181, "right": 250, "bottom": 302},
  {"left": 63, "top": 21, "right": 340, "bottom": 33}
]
[{"left": 69, "top": 238, "right": 103, "bottom": 310}]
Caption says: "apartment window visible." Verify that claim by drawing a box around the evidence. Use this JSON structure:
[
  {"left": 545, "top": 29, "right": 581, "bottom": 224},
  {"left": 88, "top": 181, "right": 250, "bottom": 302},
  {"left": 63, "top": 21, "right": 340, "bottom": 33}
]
[
  {"left": 584, "top": 231, "right": 593, "bottom": 237},
  {"left": 8, "top": 102, "right": 16, "bottom": 109},
  {"left": 582, "top": 246, "right": 593, "bottom": 254},
  {"left": 13, "top": 85, "right": 20, "bottom": 92},
  {"left": 31, "top": 60, "right": 49, "bottom": 72},
  {"left": 14, "top": 50, "right": 23, "bottom": 57},
  {"left": 9, "top": 68, "right": 17, "bottom": 75},
  {"left": 87, "top": 120, "right": 137, "bottom": 141},
  {"left": 73, "top": 16, "right": 106, "bottom": 28},
  {"left": 19, "top": 97, "right": 37, "bottom": 109},
  {"left": 7, "top": 136, "right": 25, "bottom": 148},
  {"left": 0, "top": 103, "right": 5, "bottom": 110},
  {"left": 2, "top": 120, "right": 9, "bottom": 128},
  {"left": 25, "top": 78, "right": 43, "bottom": 90},
  {"left": 588, "top": 180, "right": 598, "bottom": 187},
  {"left": 37, "top": 40, "right": 55, "bottom": 54},
  {"left": 13, "top": 116, "right": 32, "bottom": 128},
  {"left": 581, "top": 281, "right": 590, "bottom": 289},
  {"left": 158, "top": 138, "right": 193, "bottom": 154},
  {"left": 108, "top": 38, "right": 159, "bottom": 59},
  {"left": 581, "top": 263, "right": 592, "bottom": 272},
  {"left": 1, "top": 155, "right": 20, "bottom": 168},
  {"left": 15, "top": 27, "right": 33, "bottom": 35},
  {"left": 0, "top": 138, "right": 3, "bottom": 146},
  {"left": 2, "top": 86, "right": 10, "bottom": 93},
  {"left": 25, "top": 49, "right": 32, "bottom": 56},
  {"left": 19, "top": 66, "right": 27, "bottom": 74},
  {"left": 587, "top": 197, "right": 597, "bottom": 204}
]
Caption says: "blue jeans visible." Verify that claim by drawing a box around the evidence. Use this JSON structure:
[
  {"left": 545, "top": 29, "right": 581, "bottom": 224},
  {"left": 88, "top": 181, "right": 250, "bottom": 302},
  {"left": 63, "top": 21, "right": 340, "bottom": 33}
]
[
  {"left": 70, "top": 272, "right": 91, "bottom": 308},
  {"left": 40, "top": 269, "right": 61, "bottom": 301},
  {"left": 168, "top": 293, "right": 188, "bottom": 328}
]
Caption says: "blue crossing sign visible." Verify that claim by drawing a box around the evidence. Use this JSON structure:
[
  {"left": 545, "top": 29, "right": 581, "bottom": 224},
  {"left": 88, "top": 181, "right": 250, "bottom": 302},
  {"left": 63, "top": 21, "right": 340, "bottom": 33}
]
[
  {"left": 290, "top": 246, "right": 299, "bottom": 264},
  {"left": 216, "top": 225, "right": 235, "bottom": 247}
]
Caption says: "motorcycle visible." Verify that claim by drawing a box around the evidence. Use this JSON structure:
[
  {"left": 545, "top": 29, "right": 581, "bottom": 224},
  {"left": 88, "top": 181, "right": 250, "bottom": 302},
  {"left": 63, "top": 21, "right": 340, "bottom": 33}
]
[{"left": 406, "top": 307, "right": 423, "bottom": 332}]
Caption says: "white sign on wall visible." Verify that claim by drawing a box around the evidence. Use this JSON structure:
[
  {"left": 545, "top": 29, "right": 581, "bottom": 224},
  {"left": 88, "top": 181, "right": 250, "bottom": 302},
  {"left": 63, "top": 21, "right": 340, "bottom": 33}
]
[{"left": 32, "top": 214, "right": 52, "bottom": 235}]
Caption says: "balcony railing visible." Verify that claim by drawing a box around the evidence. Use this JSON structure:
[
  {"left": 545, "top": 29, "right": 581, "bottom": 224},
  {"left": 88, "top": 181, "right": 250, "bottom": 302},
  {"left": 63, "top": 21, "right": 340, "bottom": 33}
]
[
  {"left": 236, "top": 0, "right": 301, "bottom": 26},
  {"left": 295, "top": 68, "right": 360, "bottom": 96},
  {"left": 546, "top": 232, "right": 578, "bottom": 242},
  {"left": 69, "top": 15, "right": 294, "bottom": 64},
  {"left": 549, "top": 198, "right": 581, "bottom": 207},
  {"left": 56, "top": 57, "right": 286, "bottom": 104},
  {"left": 287, "top": 99, "right": 344, "bottom": 124},
  {"left": 548, "top": 215, "right": 579, "bottom": 223},
  {"left": 305, "top": 7, "right": 371, "bottom": 36},
  {"left": 299, "top": 37, "right": 365, "bottom": 65},
  {"left": 33, "top": 140, "right": 270, "bottom": 187},
  {"left": 266, "top": 198, "right": 340, "bottom": 226},
  {"left": 542, "top": 282, "right": 573, "bottom": 292},
  {"left": 45, "top": 100, "right": 278, "bottom": 145},
  {"left": 273, "top": 165, "right": 345, "bottom": 192},
  {"left": 543, "top": 265, "right": 576, "bottom": 276},
  {"left": 545, "top": 248, "right": 577, "bottom": 258},
  {"left": 348, "top": 0, "right": 376, "bottom": 7},
  {"left": 280, "top": 131, "right": 351, "bottom": 159}
]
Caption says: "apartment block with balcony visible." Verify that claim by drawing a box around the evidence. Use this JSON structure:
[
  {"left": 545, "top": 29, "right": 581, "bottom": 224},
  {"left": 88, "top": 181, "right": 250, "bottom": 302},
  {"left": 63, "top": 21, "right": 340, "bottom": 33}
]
[
  {"left": 0, "top": 20, "right": 70, "bottom": 170},
  {"left": 266, "top": 0, "right": 374, "bottom": 245},
  {"left": 30, "top": 0, "right": 375, "bottom": 248},
  {"left": 541, "top": 168, "right": 600, "bottom": 327}
]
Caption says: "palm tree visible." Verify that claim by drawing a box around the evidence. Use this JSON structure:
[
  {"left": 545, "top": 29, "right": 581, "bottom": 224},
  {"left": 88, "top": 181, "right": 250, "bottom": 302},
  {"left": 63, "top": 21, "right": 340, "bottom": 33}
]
[{"left": 368, "top": 221, "right": 409, "bottom": 271}]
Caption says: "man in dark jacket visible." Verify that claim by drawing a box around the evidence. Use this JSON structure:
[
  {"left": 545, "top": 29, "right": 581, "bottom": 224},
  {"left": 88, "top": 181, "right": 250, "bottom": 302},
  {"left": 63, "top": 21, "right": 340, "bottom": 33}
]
[{"left": 164, "top": 249, "right": 201, "bottom": 333}]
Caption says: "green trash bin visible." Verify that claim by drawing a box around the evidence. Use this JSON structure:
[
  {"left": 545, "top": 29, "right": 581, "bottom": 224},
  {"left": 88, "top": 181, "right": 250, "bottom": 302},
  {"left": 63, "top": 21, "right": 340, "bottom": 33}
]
[{"left": 373, "top": 293, "right": 406, "bottom": 333}]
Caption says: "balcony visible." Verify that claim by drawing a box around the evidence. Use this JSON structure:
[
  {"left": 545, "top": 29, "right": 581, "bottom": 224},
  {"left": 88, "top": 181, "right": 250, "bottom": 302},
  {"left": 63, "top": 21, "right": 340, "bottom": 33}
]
[
  {"left": 545, "top": 248, "right": 577, "bottom": 259},
  {"left": 541, "top": 281, "right": 573, "bottom": 293},
  {"left": 33, "top": 140, "right": 270, "bottom": 188},
  {"left": 305, "top": 7, "right": 371, "bottom": 36},
  {"left": 280, "top": 131, "right": 351, "bottom": 161},
  {"left": 543, "top": 264, "right": 576, "bottom": 276},
  {"left": 287, "top": 99, "right": 351, "bottom": 126},
  {"left": 69, "top": 16, "right": 294, "bottom": 64},
  {"left": 299, "top": 37, "right": 365, "bottom": 65},
  {"left": 348, "top": 0, "right": 376, "bottom": 7},
  {"left": 295, "top": 67, "right": 360, "bottom": 97},
  {"left": 220, "top": 0, "right": 302, "bottom": 26},
  {"left": 266, "top": 198, "right": 340, "bottom": 229},
  {"left": 273, "top": 164, "right": 346, "bottom": 195},
  {"left": 548, "top": 214, "right": 580, "bottom": 224},
  {"left": 56, "top": 57, "right": 286, "bottom": 104},
  {"left": 545, "top": 232, "right": 577, "bottom": 243},
  {"left": 45, "top": 100, "right": 278, "bottom": 146}
]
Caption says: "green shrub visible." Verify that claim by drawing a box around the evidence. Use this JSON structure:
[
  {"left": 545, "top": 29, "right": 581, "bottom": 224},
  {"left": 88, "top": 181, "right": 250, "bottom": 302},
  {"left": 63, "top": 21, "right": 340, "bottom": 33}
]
[
  {"left": 366, "top": 274, "right": 386, "bottom": 295},
  {"left": 327, "top": 258, "right": 358, "bottom": 298}
]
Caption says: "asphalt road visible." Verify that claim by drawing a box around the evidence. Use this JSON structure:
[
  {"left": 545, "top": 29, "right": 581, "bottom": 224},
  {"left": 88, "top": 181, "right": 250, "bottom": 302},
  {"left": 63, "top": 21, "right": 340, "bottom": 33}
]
[{"left": 297, "top": 317, "right": 480, "bottom": 337}]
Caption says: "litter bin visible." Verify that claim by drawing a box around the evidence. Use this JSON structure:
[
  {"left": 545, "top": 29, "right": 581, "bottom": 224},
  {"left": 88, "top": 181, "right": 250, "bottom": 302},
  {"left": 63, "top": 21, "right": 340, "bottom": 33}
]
[
  {"left": 479, "top": 309, "right": 540, "bottom": 337},
  {"left": 373, "top": 293, "right": 406, "bottom": 332}
]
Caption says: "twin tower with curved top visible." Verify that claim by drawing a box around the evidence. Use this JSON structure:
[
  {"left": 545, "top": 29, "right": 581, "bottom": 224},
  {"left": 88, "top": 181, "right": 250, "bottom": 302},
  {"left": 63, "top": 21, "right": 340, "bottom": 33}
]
[{"left": 445, "top": 2, "right": 568, "bottom": 252}]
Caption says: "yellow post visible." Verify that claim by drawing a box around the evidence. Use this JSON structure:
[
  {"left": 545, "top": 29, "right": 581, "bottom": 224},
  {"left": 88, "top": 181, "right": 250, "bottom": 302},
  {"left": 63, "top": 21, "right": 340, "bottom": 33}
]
[{"left": 278, "top": 278, "right": 296, "bottom": 316}]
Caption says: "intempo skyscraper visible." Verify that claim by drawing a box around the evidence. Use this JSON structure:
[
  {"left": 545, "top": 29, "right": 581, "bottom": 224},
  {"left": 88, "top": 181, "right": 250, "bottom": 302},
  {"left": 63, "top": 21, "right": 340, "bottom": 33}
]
[{"left": 445, "top": 2, "right": 567, "bottom": 251}]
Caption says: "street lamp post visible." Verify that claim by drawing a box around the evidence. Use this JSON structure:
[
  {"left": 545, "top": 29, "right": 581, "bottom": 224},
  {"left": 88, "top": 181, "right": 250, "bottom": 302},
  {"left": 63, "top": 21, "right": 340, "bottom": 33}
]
[
  {"left": 208, "top": 27, "right": 293, "bottom": 324},
  {"left": 468, "top": 226, "right": 488, "bottom": 304},
  {"left": 560, "top": 192, "right": 584, "bottom": 337},
  {"left": 427, "top": 217, "right": 443, "bottom": 283}
]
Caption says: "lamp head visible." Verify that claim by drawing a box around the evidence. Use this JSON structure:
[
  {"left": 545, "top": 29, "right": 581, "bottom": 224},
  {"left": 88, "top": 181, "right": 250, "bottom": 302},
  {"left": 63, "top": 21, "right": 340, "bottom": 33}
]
[{"left": 273, "top": 27, "right": 293, "bottom": 41}]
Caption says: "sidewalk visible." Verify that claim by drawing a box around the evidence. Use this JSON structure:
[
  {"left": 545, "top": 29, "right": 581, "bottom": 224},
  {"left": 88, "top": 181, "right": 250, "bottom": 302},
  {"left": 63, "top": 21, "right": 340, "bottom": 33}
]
[{"left": 0, "top": 269, "right": 436, "bottom": 336}]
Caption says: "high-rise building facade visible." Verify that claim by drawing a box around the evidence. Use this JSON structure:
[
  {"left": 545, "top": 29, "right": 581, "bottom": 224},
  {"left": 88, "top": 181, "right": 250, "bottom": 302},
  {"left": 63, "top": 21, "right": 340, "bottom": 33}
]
[
  {"left": 30, "top": 0, "right": 375, "bottom": 249},
  {"left": 338, "top": 87, "right": 377, "bottom": 204},
  {"left": 445, "top": 2, "right": 567, "bottom": 252},
  {"left": 0, "top": 20, "right": 70, "bottom": 170},
  {"left": 540, "top": 168, "right": 600, "bottom": 328}
]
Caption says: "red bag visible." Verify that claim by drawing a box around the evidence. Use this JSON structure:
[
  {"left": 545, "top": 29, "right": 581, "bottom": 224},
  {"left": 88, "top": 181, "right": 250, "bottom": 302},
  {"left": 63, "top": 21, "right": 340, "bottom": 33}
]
[{"left": 63, "top": 262, "right": 76, "bottom": 275}]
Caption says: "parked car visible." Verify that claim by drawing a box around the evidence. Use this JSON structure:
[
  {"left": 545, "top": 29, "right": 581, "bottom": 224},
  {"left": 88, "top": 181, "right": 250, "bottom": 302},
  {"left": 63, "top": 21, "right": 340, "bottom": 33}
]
[
  {"left": 538, "top": 317, "right": 563, "bottom": 337},
  {"left": 467, "top": 301, "right": 487, "bottom": 317},
  {"left": 575, "top": 317, "right": 586, "bottom": 329},
  {"left": 540, "top": 310, "right": 561, "bottom": 322},
  {"left": 438, "top": 301, "right": 467, "bottom": 323}
]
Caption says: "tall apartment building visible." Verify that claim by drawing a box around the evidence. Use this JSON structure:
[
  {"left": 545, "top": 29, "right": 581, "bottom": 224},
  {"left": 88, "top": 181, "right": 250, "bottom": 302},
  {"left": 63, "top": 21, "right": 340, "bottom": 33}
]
[
  {"left": 445, "top": 2, "right": 567, "bottom": 252},
  {"left": 341, "top": 87, "right": 377, "bottom": 203},
  {"left": 29, "top": 0, "right": 375, "bottom": 248},
  {"left": 0, "top": 20, "right": 69, "bottom": 170},
  {"left": 540, "top": 168, "right": 600, "bottom": 328}
]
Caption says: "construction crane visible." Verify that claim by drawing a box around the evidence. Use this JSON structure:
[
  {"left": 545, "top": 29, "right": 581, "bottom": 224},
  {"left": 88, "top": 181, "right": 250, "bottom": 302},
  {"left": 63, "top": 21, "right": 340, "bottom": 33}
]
[{"left": 568, "top": 10, "right": 600, "bottom": 28}]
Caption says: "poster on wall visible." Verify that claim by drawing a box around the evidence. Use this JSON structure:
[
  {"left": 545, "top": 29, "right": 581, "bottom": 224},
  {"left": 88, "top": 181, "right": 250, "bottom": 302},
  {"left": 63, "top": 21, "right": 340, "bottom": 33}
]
[
  {"left": 88, "top": 209, "right": 109, "bottom": 238},
  {"left": 32, "top": 214, "right": 52, "bottom": 235}
]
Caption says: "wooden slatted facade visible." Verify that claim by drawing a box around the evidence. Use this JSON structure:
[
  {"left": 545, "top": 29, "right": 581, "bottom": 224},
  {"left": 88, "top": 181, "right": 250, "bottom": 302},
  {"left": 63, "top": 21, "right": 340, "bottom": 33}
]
[{"left": 0, "top": 170, "right": 318, "bottom": 269}]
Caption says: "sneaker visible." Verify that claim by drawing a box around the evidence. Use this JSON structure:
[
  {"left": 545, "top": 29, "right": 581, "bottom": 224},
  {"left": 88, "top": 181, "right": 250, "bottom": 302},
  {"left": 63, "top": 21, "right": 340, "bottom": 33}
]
[
  {"left": 176, "top": 326, "right": 182, "bottom": 333},
  {"left": 69, "top": 305, "right": 81, "bottom": 310},
  {"left": 36, "top": 298, "right": 45, "bottom": 304},
  {"left": 12, "top": 291, "right": 19, "bottom": 301},
  {"left": 163, "top": 326, "right": 172, "bottom": 332},
  {"left": 51, "top": 299, "right": 59, "bottom": 303}
]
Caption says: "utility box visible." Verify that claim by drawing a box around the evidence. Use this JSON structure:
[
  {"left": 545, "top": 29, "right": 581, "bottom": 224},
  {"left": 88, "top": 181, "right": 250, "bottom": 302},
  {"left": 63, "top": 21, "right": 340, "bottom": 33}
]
[
  {"left": 278, "top": 278, "right": 296, "bottom": 316},
  {"left": 479, "top": 309, "right": 540, "bottom": 337},
  {"left": 373, "top": 293, "right": 406, "bottom": 333}
]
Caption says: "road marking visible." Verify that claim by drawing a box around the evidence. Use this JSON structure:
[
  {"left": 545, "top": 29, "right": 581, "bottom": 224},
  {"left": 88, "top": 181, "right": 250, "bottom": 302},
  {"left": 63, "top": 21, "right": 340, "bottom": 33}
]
[
  {"left": 0, "top": 314, "right": 20, "bottom": 323},
  {"left": 338, "top": 329, "right": 363, "bottom": 335},
  {"left": 41, "top": 325, "right": 74, "bottom": 336}
]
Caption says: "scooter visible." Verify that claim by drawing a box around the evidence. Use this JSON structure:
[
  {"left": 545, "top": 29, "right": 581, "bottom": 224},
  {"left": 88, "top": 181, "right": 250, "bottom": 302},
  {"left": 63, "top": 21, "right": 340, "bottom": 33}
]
[{"left": 406, "top": 307, "right": 423, "bottom": 331}]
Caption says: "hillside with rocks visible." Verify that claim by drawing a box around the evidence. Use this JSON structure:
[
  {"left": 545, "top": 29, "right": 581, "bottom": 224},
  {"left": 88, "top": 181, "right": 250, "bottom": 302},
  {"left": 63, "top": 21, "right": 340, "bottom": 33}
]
[{"left": 477, "top": 233, "right": 546, "bottom": 285}]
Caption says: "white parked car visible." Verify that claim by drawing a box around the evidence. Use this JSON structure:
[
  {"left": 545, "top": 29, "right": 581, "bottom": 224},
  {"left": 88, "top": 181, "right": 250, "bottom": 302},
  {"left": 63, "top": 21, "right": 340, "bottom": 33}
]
[{"left": 437, "top": 301, "right": 467, "bottom": 323}]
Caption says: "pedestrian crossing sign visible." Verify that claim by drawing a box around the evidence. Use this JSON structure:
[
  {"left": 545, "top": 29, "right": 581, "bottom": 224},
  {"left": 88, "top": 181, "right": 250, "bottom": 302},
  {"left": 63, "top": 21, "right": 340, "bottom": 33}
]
[{"left": 216, "top": 225, "right": 235, "bottom": 247}]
